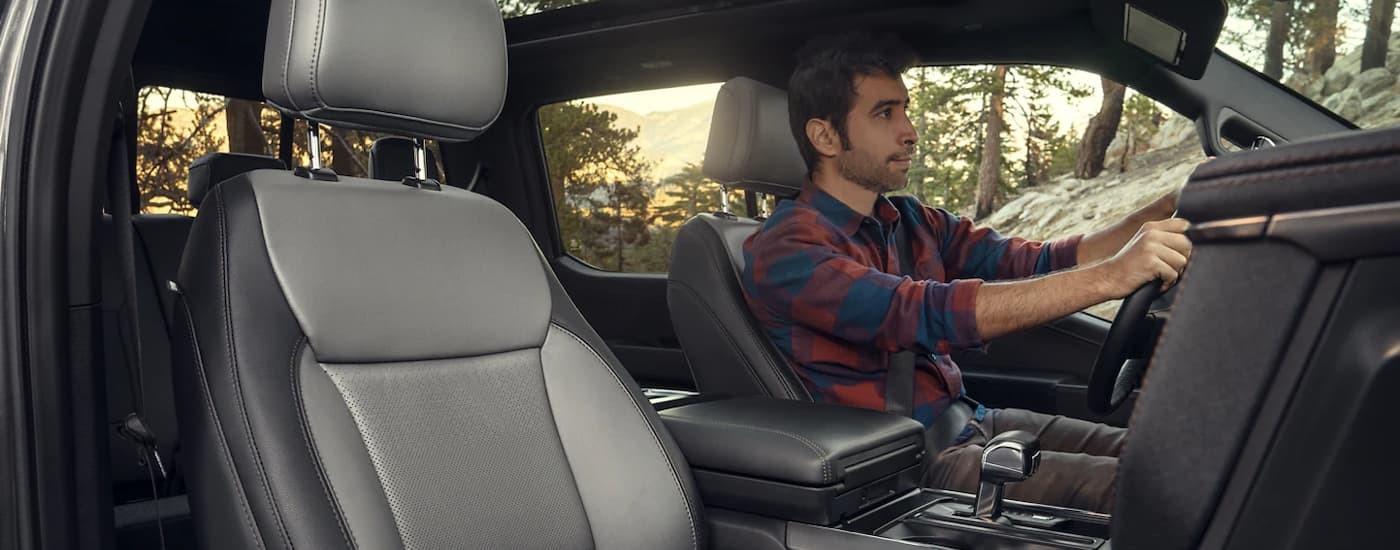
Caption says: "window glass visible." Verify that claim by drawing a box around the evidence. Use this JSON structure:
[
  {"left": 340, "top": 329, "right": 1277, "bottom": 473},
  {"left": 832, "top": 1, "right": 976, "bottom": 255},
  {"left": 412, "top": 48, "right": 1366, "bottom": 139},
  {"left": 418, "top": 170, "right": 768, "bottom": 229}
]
[
  {"left": 898, "top": 66, "right": 1206, "bottom": 319},
  {"left": 136, "top": 86, "right": 441, "bottom": 214},
  {"left": 496, "top": 0, "right": 599, "bottom": 19},
  {"left": 1217, "top": 0, "right": 1400, "bottom": 129},
  {"left": 539, "top": 82, "right": 746, "bottom": 273}
]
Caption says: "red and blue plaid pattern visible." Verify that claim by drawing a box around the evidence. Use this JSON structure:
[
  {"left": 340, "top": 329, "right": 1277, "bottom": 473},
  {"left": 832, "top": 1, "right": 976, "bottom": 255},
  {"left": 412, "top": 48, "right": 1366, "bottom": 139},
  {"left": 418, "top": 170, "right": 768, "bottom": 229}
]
[{"left": 741, "top": 181, "right": 1081, "bottom": 426}]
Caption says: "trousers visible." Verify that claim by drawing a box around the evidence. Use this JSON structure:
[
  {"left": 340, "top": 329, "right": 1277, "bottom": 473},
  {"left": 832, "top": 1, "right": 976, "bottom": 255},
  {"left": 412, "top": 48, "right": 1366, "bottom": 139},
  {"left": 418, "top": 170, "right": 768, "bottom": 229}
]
[{"left": 923, "top": 407, "right": 1126, "bottom": 514}]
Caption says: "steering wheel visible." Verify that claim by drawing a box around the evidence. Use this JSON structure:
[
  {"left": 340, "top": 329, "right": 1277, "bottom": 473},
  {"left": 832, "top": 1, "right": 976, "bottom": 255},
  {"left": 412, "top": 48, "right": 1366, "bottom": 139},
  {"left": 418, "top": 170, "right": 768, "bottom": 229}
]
[{"left": 1086, "top": 280, "right": 1165, "bottom": 415}]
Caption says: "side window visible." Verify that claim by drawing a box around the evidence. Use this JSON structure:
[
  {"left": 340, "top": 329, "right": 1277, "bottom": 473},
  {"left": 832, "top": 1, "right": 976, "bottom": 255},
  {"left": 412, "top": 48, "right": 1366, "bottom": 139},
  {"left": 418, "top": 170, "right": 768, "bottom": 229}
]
[
  {"left": 136, "top": 86, "right": 432, "bottom": 214},
  {"left": 538, "top": 83, "right": 746, "bottom": 273},
  {"left": 897, "top": 66, "right": 1206, "bottom": 319}
]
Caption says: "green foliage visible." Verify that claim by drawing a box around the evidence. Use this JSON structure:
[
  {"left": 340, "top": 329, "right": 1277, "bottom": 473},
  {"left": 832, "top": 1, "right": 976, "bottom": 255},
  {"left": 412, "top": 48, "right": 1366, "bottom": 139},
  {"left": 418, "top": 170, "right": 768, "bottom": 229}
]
[
  {"left": 539, "top": 101, "right": 658, "bottom": 271},
  {"left": 901, "top": 65, "right": 1087, "bottom": 215}
]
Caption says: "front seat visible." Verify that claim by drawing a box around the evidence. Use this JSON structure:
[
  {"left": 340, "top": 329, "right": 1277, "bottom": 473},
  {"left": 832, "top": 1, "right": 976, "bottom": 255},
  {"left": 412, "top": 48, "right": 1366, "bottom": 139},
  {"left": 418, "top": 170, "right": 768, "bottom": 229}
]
[
  {"left": 169, "top": 1, "right": 705, "bottom": 549},
  {"left": 668, "top": 77, "right": 813, "bottom": 401}
]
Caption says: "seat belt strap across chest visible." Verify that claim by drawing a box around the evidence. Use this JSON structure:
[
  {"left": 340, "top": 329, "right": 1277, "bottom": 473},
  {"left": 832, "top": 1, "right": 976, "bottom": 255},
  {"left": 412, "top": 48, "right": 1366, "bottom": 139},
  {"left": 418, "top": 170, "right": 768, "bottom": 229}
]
[{"left": 884, "top": 217, "right": 918, "bottom": 418}]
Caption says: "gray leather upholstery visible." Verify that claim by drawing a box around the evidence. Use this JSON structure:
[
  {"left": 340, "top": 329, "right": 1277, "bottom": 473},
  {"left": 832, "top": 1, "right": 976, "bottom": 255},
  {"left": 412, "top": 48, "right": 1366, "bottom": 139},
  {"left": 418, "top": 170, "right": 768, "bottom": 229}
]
[
  {"left": 253, "top": 176, "right": 549, "bottom": 363},
  {"left": 701, "top": 77, "right": 807, "bottom": 199},
  {"left": 261, "top": 0, "right": 506, "bottom": 141},
  {"left": 668, "top": 214, "right": 811, "bottom": 400},
  {"left": 174, "top": 3, "right": 703, "bottom": 546},
  {"left": 368, "top": 137, "right": 441, "bottom": 182},
  {"left": 669, "top": 77, "right": 813, "bottom": 401},
  {"left": 187, "top": 152, "right": 287, "bottom": 207},
  {"left": 660, "top": 397, "right": 924, "bottom": 487},
  {"left": 174, "top": 173, "right": 705, "bottom": 550}
]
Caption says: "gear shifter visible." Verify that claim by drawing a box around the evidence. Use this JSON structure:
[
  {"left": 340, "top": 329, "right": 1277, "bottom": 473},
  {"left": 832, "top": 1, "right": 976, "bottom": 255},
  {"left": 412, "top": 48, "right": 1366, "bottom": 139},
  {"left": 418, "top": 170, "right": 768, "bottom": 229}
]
[{"left": 973, "top": 430, "right": 1041, "bottom": 521}]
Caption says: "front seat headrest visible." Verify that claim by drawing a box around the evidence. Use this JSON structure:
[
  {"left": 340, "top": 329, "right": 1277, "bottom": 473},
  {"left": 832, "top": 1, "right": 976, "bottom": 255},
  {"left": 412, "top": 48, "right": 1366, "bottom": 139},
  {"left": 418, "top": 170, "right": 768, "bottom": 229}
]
[
  {"left": 369, "top": 137, "right": 442, "bottom": 182},
  {"left": 261, "top": 0, "right": 506, "bottom": 142},
  {"left": 186, "top": 152, "right": 287, "bottom": 207},
  {"left": 703, "top": 77, "right": 808, "bottom": 199}
]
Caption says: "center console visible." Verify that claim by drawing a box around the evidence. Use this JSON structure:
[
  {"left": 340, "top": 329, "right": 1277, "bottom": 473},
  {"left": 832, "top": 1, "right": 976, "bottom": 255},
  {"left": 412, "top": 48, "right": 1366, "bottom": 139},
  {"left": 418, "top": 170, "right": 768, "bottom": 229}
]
[{"left": 656, "top": 396, "right": 1113, "bottom": 550}]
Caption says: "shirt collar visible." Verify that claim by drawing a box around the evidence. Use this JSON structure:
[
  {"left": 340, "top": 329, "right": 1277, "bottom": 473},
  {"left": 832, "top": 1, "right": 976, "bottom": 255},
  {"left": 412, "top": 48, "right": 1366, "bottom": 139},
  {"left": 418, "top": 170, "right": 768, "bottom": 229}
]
[{"left": 796, "top": 177, "right": 902, "bottom": 236}]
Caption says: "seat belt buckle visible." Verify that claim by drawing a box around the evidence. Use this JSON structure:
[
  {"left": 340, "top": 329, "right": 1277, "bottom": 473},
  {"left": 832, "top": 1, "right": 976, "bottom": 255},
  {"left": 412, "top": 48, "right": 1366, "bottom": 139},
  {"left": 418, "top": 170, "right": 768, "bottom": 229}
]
[{"left": 117, "top": 412, "right": 168, "bottom": 480}]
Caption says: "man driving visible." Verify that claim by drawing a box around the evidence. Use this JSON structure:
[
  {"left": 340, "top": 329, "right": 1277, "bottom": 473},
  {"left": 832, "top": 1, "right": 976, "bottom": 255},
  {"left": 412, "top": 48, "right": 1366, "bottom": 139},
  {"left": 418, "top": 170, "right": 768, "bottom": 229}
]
[{"left": 741, "top": 31, "right": 1194, "bottom": 513}]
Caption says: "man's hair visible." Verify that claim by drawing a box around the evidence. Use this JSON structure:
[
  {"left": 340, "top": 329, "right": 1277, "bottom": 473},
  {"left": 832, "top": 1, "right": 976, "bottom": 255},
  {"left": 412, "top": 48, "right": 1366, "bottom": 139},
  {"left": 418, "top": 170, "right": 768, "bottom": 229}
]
[{"left": 788, "top": 31, "right": 917, "bottom": 171}]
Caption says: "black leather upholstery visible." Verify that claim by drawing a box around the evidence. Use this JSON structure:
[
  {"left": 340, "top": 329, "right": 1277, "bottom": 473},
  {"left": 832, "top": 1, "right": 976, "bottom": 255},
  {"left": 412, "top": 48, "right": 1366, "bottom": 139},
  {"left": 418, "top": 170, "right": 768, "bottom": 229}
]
[
  {"left": 669, "top": 214, "right": 810, "bottom": 400},
  {"left": 187, "top": 152, "right": 287, "bottom": 207},
  {"left": 668, "top": 77, "right": 813, "bottom": 400},
  {"left": 174, "top": 173, "right": 706, "bottom": 550},
  {"left": 1179, "top": 126, "right": 1400, "bottom": 222},
  {"left": 660, "top": 397, "right": 924, "bottom": 487},
  {"left": 172, "top": 2, "right": 705, "bottom": 548},
  {"left": 368, "top": 136, "right": 441, "bottom": 182}
]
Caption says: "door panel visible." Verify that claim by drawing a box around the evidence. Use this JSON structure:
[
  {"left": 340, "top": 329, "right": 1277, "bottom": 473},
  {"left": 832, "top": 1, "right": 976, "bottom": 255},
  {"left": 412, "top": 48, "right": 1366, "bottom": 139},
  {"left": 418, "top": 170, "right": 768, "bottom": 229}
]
[
  {"left": 954, "top": 313, "right": 1136, "bottom": 426},
  {"left": 551, "top": 256, "right": 694, "bottom": 390}
]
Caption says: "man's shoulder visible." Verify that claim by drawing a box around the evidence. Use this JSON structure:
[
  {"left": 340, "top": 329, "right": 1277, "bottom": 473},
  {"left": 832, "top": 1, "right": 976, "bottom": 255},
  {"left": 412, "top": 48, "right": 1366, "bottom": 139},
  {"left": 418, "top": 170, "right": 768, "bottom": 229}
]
[{"left": 750, "top": 199, "right": 836, "bottom": 244}]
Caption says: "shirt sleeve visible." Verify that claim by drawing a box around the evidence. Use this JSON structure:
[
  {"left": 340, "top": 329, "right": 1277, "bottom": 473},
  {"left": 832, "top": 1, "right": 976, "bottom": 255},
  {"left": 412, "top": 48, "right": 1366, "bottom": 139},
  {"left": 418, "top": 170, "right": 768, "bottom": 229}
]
[
  {"left": 923, "top": 206, "right": 1082, "bottom": 281},
  {"left": 744, "top": 218, "right": 985, "bottom": 355}
]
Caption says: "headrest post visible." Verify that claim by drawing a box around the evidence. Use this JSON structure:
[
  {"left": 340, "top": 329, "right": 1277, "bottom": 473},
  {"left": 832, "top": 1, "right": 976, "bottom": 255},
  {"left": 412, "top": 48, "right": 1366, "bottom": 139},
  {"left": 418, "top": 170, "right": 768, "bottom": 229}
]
[
  {"left": 412, "top": 138, "right": 428, "bottom": 181},
  {"left": 306, "top": 120, "right": 323, "bottom": 170},
  {"left": 720, "top": 185, "right": 731, "bottom": 214}
]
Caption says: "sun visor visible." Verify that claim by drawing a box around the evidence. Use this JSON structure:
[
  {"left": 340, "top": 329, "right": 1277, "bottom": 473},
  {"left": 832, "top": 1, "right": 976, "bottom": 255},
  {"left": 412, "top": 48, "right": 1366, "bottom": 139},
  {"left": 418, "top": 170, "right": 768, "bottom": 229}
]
[{"left": 1091, "top": 0, "right": 1226, "bottom": 79}]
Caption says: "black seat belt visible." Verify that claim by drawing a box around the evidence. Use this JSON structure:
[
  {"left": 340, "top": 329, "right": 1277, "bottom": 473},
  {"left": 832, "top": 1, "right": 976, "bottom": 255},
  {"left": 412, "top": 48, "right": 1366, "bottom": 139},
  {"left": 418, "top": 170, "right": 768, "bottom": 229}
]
[
  {"left": 884, "top": 218, "right": 917, "bottom": 418},
  {"left": 108, "top": 103, "right": 169, "bottom": 550}
]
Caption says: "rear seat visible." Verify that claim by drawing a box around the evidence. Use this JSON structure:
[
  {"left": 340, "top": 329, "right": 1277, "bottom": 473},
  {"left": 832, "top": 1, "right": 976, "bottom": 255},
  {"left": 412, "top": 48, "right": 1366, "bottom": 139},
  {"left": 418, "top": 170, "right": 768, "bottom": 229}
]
[
  {"left": 103, "top": 151, "right": 284, "bottom": 548},
  {"left": 368, "top": 135, "right": 441, "bottom": 181}
]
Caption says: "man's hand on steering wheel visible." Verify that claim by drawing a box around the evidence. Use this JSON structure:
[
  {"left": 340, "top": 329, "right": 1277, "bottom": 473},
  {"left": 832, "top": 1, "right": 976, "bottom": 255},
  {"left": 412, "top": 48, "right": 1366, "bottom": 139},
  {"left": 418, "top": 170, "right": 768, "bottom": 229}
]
[
  {"left": 1097, "top": 218, "right": 1193, "bottom": 296},
  {"left": 1085, "top": 218, "right": 1194, "bottom": 415}
]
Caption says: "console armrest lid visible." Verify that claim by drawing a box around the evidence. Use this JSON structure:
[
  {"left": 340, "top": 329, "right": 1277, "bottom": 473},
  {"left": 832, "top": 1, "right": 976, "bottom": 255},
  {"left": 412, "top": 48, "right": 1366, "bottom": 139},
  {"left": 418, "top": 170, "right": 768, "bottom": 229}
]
[{"left": 659, "top": 397, "right": 925, "bottom": 487}]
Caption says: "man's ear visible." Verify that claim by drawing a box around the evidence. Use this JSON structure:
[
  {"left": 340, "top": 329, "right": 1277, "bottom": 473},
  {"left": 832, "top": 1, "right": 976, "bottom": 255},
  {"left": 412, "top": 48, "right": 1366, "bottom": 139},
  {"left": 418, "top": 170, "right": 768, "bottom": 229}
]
[{"left": 805, "top": 118, "right": 841, "bottom": 159}]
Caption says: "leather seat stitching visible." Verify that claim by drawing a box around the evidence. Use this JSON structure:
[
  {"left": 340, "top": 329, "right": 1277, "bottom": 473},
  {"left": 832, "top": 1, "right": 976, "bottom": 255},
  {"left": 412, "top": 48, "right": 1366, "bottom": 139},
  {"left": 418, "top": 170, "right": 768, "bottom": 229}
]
[
  {"left": 550, "top": 323, "right": 699, "bottom": 550},
  {"left": 686, "top": 220, "right": 807, "bottom": 399},
  {"left": 668, "top": 281, "right": 769, "bottom": 396},
  {"left": 703, "top": 221, "right": 810, "bottom": 400},
  {"left": 288, "top": 336, "right": 360, "bottom": 550},
  {"left": 181, "top": 300, "right": 267, "bottom": 550},
  {"left": 217, "top": 188, "right": 294, "bottom": 550},
  {"left": 669, "top": 416, "right": 833, "bottom": 484}
]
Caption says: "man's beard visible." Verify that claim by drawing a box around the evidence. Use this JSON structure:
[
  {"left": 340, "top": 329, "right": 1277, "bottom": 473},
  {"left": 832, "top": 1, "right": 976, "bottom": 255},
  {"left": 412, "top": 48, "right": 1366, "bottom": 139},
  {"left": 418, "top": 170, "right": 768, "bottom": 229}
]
[{"left": 837, "top": 147, "right": 910, "bottom": 194}]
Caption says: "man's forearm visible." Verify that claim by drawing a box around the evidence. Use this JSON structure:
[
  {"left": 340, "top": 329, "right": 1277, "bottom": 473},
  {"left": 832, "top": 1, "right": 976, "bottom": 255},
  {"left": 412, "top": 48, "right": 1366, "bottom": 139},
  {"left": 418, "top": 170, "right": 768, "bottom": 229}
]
[
  {"left": 1076, "top": 195, "right": 1176, "bottom": 265},
  {"left": 974, "top": 264, "right": 1116, "bottom": 341}
]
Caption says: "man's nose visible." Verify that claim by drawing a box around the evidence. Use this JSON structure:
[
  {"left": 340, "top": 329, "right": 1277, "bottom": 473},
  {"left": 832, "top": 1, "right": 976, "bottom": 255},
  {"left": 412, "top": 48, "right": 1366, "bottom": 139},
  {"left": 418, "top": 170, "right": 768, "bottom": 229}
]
[{"left": 899, "top": 111, "right": 917, "bottom": 145}]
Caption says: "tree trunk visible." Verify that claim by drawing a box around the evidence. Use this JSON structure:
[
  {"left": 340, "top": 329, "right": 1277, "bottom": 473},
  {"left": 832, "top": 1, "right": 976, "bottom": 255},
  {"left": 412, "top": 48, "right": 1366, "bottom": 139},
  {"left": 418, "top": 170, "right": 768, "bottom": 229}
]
[
  {"left": 1361, "top": 0, "right": 1397, "bottom": 71},
  {"left": 225, "top": 98, "right": 268, "bottom": 155},
  {"left": 1264, "top": 0, "right": 1293, "bottom": 80},
  {"left": 1308, "top": 0, "right": 1340, "bottom": 76},
  {"left": 974, "top": 66, "right": 1007, "bottom": 220},
  {"left": 1074, "top": 78, "right": 1126, "bottom": 180}
]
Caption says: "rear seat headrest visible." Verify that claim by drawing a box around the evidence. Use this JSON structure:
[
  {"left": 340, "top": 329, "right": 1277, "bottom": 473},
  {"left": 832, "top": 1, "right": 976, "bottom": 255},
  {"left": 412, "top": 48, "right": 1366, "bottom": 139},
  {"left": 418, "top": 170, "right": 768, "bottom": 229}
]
[
  {"left": 261, "top": 0, "right": 506, "bottom": 142},
  {"left": 369, "top": 137, "right": 441, "bottom": 182},
  {"left": 187, "top": 152, "right": 287, "bottom": 207},
  {"left": 703, "top": 77, "right": 808, "bottom": 199}
]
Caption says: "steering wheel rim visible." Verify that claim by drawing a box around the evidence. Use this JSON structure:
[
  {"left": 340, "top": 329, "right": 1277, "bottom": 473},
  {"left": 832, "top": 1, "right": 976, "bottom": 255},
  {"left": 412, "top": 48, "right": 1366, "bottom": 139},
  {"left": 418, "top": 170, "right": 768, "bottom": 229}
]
[{"left": 1086, "top": 280, "right": 1162, "bottom": 414}]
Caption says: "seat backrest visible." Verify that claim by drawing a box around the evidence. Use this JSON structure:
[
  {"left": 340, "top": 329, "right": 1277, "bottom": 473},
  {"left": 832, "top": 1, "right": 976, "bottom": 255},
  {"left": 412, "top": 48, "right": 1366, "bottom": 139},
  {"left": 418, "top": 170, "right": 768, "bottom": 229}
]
[
  {"left": 667, "top": 77, "right": 812, "bottom": 400},
  {"left": 367, "top": 136, "right": 441, "bottom": 182},
  {"left": 170, "top": 2, "right": 705, "bottom": 549},
  {"left": 103, "top": 151, "right": 284, "bottom": 498}
]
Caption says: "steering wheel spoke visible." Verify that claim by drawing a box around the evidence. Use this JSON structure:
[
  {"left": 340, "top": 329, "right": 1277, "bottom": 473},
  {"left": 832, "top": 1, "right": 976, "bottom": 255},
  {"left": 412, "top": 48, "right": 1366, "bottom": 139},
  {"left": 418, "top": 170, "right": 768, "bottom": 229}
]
[{"left": 1087, "top": 281, "right": 1164, "bottom": 414}]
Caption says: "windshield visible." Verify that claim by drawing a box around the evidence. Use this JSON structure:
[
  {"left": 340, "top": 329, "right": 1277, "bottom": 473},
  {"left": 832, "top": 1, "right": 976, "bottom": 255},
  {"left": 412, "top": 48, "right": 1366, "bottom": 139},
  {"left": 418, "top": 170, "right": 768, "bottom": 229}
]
[{"left": 1216, "top": 0, "right": 1399, "bottom": 130}]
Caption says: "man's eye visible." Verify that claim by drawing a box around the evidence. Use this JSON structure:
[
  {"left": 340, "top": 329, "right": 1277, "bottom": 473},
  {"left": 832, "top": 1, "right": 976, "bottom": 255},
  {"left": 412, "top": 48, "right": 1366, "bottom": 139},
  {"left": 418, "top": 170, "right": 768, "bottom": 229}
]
[{"left": 878, "top": 110, "right": 891, "bottom": 118}]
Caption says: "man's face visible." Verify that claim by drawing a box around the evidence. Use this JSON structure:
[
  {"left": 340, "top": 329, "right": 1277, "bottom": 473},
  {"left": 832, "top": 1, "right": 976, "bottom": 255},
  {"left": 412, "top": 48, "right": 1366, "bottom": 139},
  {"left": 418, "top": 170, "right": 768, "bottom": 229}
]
[{"left": 835, "top": 73, "right": 918, "bottom": 194}]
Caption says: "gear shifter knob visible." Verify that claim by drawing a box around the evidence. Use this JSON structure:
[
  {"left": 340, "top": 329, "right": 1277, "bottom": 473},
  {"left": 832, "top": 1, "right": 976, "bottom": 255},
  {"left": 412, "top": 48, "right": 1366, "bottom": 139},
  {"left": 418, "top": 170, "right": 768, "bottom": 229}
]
[{"left": 974, "top": 430, "right": 1041, "bottom": 520}]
